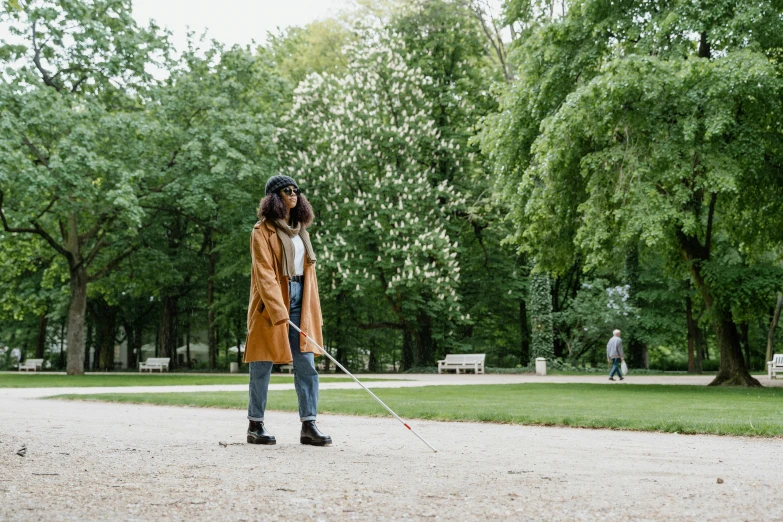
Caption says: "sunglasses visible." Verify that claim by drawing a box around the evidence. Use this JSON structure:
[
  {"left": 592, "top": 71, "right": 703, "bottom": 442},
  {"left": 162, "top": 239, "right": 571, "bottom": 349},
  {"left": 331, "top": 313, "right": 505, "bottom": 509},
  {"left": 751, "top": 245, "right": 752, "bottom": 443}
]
[{"left": 282, "top": 187, "right": 301, "bottom": 196}]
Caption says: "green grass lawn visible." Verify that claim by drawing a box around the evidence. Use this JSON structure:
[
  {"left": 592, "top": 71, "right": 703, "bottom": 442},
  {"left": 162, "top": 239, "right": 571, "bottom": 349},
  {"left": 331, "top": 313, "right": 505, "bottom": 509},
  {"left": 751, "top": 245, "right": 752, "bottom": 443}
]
[
  {"left": 53, "top": 383, "right": 783, "bottom": 437},
  {"left": 0, "top": 373, "right": 390, "bottom": 388}
]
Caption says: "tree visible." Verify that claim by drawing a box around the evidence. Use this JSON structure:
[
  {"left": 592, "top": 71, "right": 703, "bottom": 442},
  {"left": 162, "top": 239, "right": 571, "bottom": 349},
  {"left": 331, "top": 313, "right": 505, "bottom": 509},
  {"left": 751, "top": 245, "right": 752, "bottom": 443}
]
[
  {"left": 767, "top": 292, "right": 783, "bottom": 366},
  {"left": 529, "top": 273, "right": 553, "bottom": 361},
  {"left": 0, "top": 0, "right": 170, "bottom": 374},
  {"left": 392, "top": 1, "right": 529, "bottom": 368},
  {"left": 482, "top": 0, "right": 783, "bottom": 386},
  {"left": 267, "top": 18, "right": 353, "bottom": 87},
  {"left": 108, "top": 39, "right": 286, "bottom": 370},
  {"left": 278, "top": 27, "right": 467, "bottom": 368}
]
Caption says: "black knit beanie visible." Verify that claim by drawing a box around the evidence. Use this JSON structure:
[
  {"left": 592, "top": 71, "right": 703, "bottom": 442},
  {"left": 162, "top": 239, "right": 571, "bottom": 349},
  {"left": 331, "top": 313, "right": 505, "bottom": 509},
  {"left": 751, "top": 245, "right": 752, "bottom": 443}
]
[{"left": 265, "top": 175, "right": 298, "bottom": 196}]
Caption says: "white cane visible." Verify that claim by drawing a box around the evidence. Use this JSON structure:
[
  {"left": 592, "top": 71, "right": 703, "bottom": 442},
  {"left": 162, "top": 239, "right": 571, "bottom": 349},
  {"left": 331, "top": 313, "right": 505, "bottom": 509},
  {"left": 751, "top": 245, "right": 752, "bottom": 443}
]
[{"left": 287, "top": 320, "right": 437, "bottom": 453}]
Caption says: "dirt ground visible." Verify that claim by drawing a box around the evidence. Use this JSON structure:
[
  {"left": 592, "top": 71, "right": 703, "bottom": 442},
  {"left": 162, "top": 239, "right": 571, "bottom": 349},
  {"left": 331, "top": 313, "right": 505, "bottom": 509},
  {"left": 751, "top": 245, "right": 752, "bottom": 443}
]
[{"left": 1, "top": 388, "right": 781, "bottom": 521}]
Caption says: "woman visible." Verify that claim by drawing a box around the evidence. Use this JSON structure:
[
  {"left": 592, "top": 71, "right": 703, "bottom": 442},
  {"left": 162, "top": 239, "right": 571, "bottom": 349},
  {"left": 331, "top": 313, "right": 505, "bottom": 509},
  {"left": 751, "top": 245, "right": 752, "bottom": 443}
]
[{"left": 244, "top": 174, "right": 332, "bottom": 446}]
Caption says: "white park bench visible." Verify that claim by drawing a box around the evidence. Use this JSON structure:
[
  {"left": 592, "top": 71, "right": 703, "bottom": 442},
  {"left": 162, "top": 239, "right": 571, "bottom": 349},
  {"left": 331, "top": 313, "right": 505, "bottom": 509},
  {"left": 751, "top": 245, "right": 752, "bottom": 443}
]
[
  {"left": 437, "top": 354, "right": 486, "bottom": 374},
  {"left": 139, "top": 357, "right": 170, "bottom": 373},
  {"left": 768, "top": 354, "right": 783, "bottom": 379},
  {"left": 280, "top": 364, "right": 294, "bottom": 374},
  {"left": 18, "top": 359, "right": 44, "bottom": 372}
]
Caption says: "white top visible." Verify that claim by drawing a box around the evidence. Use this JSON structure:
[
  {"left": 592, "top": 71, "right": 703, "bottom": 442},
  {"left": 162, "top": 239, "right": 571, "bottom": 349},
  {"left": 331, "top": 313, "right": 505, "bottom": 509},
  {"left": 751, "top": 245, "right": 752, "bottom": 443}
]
[{"left": 292, "top": 234, "right": 305, "bottom": 276}]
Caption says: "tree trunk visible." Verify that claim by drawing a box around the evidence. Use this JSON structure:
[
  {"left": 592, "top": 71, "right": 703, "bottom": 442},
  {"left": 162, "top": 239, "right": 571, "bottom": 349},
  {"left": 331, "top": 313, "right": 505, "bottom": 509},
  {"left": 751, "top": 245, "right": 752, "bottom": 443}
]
[
  {"left": 551, "top": 276, "right": 564, "bottom": 358},
  {"left": 124, "top": 321, "right": 134, "bottom": 370},
  {"left": 86, "top": 318, "right": 93, "bottom": 372},
  {"left": 124, "top": 320, "right": 140, "bottom": 370},
  {"left": 134, "top": 322, "right": 143, "bottom": 368},
  {"left": 701, "top": 330, "right": 709, "bottom": 360},
  {"left": 766, "top": 292, "right": 782, "bottom": 365},
  {"left": 159, "top": 295, "right": 178, "bottom": 370},
  {"left": 236, "top": 323, "right": 242, "bottom": 365},
  {"left": 519, "top": 300, "right": 530, "bottom": 366},
  {"left": 679, "top": 222, "right": 758, "bottom": 386},
  {"left": 415, "top": 312, "right": 434, "bottom": 367},
  {"left": 186, "top": 311, "right": 192, "bottom": 369},
  {"left": 626, "top": 336, "right": 647, "bottom": 369},
  {"left": 686, "top": 295, "right": 702, "bottom": 374},
  {"left": 624, "top": 241, "right": 646, "bottom": 368},
  {"left": 368, "top": 338, "right": 378, "bottom": 373},
  {"left": 709, "top": 307, "right": 760, "bottom": 386},
  {"left": 208, "top": 243, "right": 217, "bottom": 370},
  {"left": 59, "top": 319, "right": 66, "bottom": 369},
  {"left": 95, "top": 299, "right": 117, "bottom": 371},
  {"left": 35, "top": 312, "right": 48, "bottom": 359},
  {"left": 66, "top": 264, "right": 88, "bottom": 375},
  {"left": 740, "top": 322, "right": 751, "bottom": 371},
  {"left": 215, "top": 326, "right": 220, "bottom": 370},
  {"left": 322, "top": 331, "right": 331, "bottom": 372},
  {"left": 334, "top": 344, "right": 348, "bottom": 371},
  {"left": 402, "top": 326, "right": 414, "bottom": 370}
]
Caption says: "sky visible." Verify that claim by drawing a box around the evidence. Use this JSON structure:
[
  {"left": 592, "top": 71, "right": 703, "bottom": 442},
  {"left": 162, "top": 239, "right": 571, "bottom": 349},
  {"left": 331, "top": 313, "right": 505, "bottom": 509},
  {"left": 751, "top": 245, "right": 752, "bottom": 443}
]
[
  {"left": 1, "top": 1, "right": 506, "bottom": 57},
  {"left": 131, "top": 0, "right": 358, "bottom": 50},
  {"left": 131, "top": 0, "right": 506, "bottom": 51}
]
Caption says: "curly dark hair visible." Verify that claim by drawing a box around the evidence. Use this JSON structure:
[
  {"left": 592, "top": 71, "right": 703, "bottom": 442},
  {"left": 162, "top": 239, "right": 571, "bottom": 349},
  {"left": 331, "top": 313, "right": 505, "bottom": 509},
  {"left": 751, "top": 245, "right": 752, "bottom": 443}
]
[{"left": 257, "top": 191, "right": 314, "bottom": 227}]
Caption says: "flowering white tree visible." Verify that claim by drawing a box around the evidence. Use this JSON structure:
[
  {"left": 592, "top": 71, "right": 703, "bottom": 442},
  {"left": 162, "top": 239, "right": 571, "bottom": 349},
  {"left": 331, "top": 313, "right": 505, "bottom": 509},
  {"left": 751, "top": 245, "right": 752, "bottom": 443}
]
[{"left": 277, "top": 29, "right": 467, "bottom": 367}]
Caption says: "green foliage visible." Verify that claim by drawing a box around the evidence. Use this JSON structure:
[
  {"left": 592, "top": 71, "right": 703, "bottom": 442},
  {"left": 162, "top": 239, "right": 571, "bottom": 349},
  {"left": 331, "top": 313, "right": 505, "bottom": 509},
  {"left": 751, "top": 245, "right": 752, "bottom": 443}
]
[
  {"left": 529, "top": 273, "right": 553, "bottom": 360},
  {"left": 266, "top": 19, "right": 353, "bottom": 87},
  {"left": 518, "top": 53, "right": 783, "bottom": 270},
  {"left": 0, "top": 0, "right": 174, "bottom": 372},
  {"left": 554, "top": 279, "right": 637, "bottom": 360},
  {"left": 3, "top": 0, "right": 781, "bottom": 381},
  {"left": 703, "top": 262, "right": 783, "bottom": 324},
  {"left": 483, "top": 0, "right": 783, "bottom": 384}
]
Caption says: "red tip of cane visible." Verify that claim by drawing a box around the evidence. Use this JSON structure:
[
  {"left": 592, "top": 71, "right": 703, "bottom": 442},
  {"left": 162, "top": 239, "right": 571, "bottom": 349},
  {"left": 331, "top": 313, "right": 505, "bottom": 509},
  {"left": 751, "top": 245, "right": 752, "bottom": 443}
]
[
  {"left": 300, "top": 331, "right": 307, "bottom": 337},
  {"left": 404, "top": 423, "right": 411, "bottom": 430}
]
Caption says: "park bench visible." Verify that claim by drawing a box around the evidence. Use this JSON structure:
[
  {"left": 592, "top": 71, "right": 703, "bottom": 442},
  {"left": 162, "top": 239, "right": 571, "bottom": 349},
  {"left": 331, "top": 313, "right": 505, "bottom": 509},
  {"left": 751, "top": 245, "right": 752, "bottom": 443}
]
[
  {"left": 280, "top": 364, "right": 294, "bottom": 373},
  {"left": 768, "top": 354, "right": 783, "bottom": 379},
  {"left": 139, "top": 357, "right": 170, "bottom": 373},
  {"left": 18, "top": 359, "right": 44, "bottom": 372},
  {"left": 437, "top": 354, "right": 485, "bottom": 374}
]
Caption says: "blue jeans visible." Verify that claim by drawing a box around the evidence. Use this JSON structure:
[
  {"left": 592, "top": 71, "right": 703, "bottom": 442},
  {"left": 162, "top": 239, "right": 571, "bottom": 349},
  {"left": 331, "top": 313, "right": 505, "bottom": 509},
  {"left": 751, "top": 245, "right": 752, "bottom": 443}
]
[
  {"left": 609, "top": 358, "right": 623, "bottom": 378},
  {"left": 247, "top": 280, "right": 319, "bottom": 422}
]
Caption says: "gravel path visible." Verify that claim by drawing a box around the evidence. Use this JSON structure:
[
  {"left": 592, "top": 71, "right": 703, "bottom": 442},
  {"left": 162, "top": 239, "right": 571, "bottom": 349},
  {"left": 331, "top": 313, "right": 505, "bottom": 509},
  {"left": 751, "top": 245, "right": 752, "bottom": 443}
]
[{"left": 1, "top": 390, "right": 781, "bottom": 521}]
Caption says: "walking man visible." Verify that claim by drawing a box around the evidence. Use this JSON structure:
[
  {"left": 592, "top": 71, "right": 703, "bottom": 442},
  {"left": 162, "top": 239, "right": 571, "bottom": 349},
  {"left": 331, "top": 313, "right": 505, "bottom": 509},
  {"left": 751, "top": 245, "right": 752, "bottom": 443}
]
[{"left": 607, "top": 329, "right": 624, "bottom": 381}]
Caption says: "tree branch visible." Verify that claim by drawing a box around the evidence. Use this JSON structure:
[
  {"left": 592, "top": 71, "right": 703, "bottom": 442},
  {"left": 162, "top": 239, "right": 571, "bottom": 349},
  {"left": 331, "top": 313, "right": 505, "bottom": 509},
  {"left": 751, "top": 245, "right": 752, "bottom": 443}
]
[
  {"left": 31, "top": 20, "right": 59, "bottom": 90},
  {"left": 71, "top": 75, "right": 89, "bottom": 93},
  {"left": 358, "top": 322, "right": 405, "bottom": 330},
  {"left": 34, "top": 196, "right": 59, "bottom": 221},
  {"left": 21, "top": 133, "right": 50, "bottom": 167},
  {"left": 87, "top": 247, "right": 136, "bottom": 283},
  {"left": 0, "top": 188, "right": 36, "bottom": 234},
  {"left": 140, "top": 204, "right": 210, "bottom": 226},
  {"left": 0, "top": 188, "right": 70, "bottom": 259},
  {"left": 705, "top": 192, "right": 717, "bottom": 260},
  {"left": 81, "top": 228, "right": 109, "bottom": 269},
  {"left": 79, "top": 210, "right": 118, "bottom": 244},
  {"left": 471, "top": 1, "right": 512, "bottom": 82}
]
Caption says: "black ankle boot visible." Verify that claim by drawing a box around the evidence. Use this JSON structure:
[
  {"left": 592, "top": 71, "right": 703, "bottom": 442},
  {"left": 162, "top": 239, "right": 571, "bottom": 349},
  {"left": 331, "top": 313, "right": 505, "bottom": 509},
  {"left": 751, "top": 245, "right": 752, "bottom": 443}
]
[
  {"left": 247, "top": 421, "right": 276, "bottom": 445},
  {"left": 300, "top": 421, "right": 332, "bottom": 446}
]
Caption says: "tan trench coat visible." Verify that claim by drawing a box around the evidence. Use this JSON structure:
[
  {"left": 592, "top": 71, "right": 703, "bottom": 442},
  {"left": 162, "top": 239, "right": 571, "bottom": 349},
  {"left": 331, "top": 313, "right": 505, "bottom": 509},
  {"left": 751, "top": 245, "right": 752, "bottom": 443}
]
[{"left": 243, "top": 220, "right": 324, "bottom": 364}]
